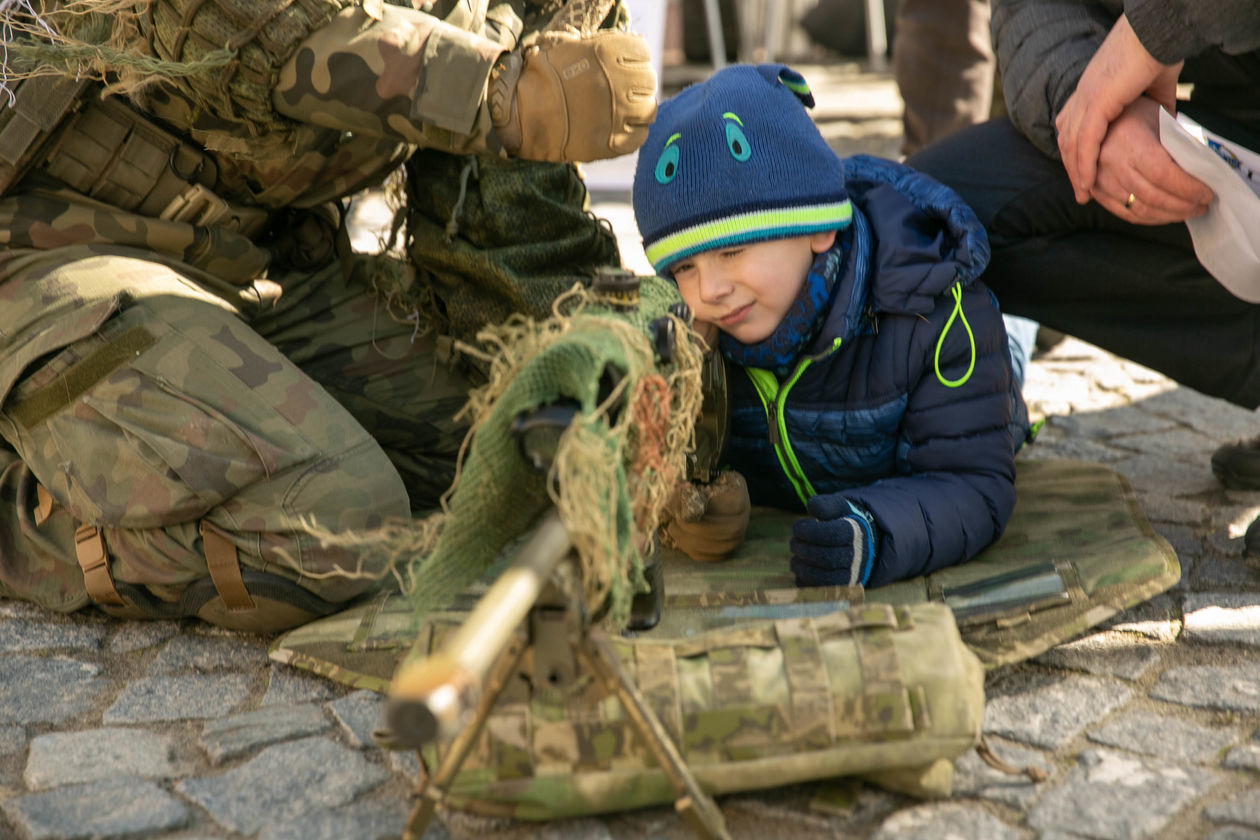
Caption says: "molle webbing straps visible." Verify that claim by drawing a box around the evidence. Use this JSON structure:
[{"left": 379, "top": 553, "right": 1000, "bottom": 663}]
[
  {"left": 0, "top": 76, "right": 91, "bottom": 197},
  {"left": 39, "top": 95, "right": 269, "bottom": 236},
  {"left": 199, "top": 520, "right": 256, "bottom": 611},
  {"left": 74, "top": 524, "right": 126, "bottom": 607}
]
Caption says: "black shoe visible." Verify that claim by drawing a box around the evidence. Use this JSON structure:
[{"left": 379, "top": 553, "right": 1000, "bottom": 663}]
[
  {"left": 1246, "top": 516, "right": 1260, "bottom": 558},
  {"left": 1211, "top": 437, "right": 1260, "bottom": 490}
]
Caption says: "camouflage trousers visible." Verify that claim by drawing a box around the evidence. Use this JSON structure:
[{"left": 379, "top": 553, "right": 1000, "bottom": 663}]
[{"left": 0, "top": 244, "right": 472, "bottom": 630}]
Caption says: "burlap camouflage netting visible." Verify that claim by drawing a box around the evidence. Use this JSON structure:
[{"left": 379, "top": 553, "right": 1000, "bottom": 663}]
[{"left": 386, "top": 279, "right": 705, "bottom": 630}]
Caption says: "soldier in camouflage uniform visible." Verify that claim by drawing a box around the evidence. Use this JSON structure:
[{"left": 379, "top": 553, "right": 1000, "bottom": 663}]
[{"left": 0, "top": 0, "right": 655, "bottom": 631}]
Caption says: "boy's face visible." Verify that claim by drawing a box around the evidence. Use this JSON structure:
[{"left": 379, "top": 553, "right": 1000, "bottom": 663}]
[{"left": 670, "top": 231, "right": 837, "bottom": 345}]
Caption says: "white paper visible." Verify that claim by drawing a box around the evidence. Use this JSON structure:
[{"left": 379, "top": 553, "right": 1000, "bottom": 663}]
[{"left": 1158, "top": 108, "right": 1260, "bottom": 303}]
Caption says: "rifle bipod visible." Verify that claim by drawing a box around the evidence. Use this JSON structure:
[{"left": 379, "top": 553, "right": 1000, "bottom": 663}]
[{"left": 388, "top": 510, "right": 729, "bottom": 840}]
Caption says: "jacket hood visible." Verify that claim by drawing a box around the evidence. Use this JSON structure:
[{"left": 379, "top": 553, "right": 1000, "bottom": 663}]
[{"left": 836, "top": 155, "right": 990, "bottom": 319}]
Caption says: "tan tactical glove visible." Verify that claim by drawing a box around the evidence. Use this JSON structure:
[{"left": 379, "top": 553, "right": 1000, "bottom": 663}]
[
  {"left": 660, "top": 471, "right": 751, "bottom": 563},
  {"left": 489, "top": 27, "right": 656, "bottom": 162}
]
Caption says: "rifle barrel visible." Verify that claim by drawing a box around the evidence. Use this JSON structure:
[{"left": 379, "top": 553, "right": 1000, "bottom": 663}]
[{"left": 387, "top": 509, "right": 572, "bottom": 747}]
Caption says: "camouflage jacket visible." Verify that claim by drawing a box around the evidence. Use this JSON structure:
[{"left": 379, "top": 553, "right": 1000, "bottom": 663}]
[{"left": 0, "top": 0, "right": 537, "bottom": 283}]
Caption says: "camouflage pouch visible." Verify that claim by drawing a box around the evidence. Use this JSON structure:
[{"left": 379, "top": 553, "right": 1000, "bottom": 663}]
[{"left": 275, "top": 599, "right": 984, "bottom": 816}]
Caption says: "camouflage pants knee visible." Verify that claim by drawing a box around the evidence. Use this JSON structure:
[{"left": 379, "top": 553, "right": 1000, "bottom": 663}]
[{"left": 0, "top": 245, "right": 472, "bottom": 630}]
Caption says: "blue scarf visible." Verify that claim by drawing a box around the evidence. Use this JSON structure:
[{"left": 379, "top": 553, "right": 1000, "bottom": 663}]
[{"left": 720, "top": 230, "right": 852, "bottom": 376}]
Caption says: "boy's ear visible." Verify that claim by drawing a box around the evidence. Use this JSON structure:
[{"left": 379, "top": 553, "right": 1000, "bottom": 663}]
[
  {"left": 810, "top": 229, "right": 837, "bottom": 254},
  {"left": 756, "top": 64, "right": 815, "bottom": 109}
]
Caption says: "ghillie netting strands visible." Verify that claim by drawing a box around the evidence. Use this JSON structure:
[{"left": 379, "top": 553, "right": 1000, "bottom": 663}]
[
  {"left": 388, "top": 279, "right": 705, "bottom": 629},
  {"left": 0, "top": 0, "right": 233, "bottom": 101}
]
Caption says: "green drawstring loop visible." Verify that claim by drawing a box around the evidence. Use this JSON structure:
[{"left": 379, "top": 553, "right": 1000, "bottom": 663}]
[{"left": 934, "top": 281, "right": 976, "bottom": 388}]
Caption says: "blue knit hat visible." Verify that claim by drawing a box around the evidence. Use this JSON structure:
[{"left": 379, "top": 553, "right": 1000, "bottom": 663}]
[{"left": 632, "top": 63, "right": 851, "bottom": 275}]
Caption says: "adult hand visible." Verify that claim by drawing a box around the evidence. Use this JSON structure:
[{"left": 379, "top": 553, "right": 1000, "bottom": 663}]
[
  {"left": 1087, "top": 97, "right": 1213, "bottom": 224},
  {"left": 1055, "top": 14, "right": 1182, "bottom": 203}
]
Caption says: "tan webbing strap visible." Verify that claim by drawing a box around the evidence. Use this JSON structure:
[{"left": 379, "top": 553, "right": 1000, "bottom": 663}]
[
  {"left": 775, "top": 617, "right": 835, "bottom": 749},
  {"left": 199, "top": 521, "right": 256, "bottom": 611},
  {"left": 74, "top": 524, "right": 126, "bottom": 607},
  {"left": 34, "top": 485, "right": 54, "bottom": 527}
]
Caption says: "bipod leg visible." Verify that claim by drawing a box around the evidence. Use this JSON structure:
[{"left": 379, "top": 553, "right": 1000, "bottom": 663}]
[
  {"left": 402, "top": 631, "right": 528, "bottom": 840},
  {"left": 578, "top": 626, "right": 730, "bottom": 840}
]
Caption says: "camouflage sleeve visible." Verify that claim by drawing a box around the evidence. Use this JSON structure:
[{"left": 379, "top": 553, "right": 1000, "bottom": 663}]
[{"left": 273, "top": 3, "right": 510, "bottom": 156}]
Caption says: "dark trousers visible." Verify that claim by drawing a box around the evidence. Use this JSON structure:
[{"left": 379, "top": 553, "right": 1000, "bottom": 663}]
[{"left": 908, "top": 117, "right": 1260, "bottom": 409}]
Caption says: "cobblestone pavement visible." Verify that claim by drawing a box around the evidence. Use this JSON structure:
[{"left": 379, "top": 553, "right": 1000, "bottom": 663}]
[{"left": 3, "top": 64, "right": 1260, "bottom": 840}]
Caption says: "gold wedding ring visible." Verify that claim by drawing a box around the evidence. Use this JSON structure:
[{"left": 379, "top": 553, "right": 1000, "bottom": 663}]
[{"left": 1125, "top": 192, "right": 1136, "bottom": 209}]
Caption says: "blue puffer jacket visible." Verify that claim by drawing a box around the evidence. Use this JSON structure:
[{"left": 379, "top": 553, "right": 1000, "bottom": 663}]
[{"left": 722, "top": 155, "right": 1029, "bottom": 587}]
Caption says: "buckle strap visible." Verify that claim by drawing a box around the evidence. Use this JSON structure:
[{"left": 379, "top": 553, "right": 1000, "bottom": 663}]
[
  {"left": 74, "top": 523, "right": 126, "bottom": 607},
  {"left": 199, "top": 521, "right": 256, "bottom": 611}
]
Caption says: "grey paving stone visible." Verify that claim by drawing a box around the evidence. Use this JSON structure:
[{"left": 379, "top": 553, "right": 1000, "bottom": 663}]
[
  {"left": 1154, "top": 523, "right": 1206, "bottom": 560},
  {"left": 389, "top": 749, "right": 421, "bottom": 779},
  {"left": 1100, "top": 594, "right": 1182, "bottom": 642},
  {"left": 1207, "top": 788, "right": 1260, "bottom": 829},
  {"left": 200, "top": 703, "right": 331, "bottom": 764},
  {"left": 1193, "top": 556, "right": 1260, "bottom": 590},
  {"left": 983, "top": 674, "right": 1132, "bottom": 749},
  {"left": 0, "top": 725, "right": 25, "bottom": 756},
  {"left": 1137, "top": 493, "right": 1209, "bottom": 525},
  {"left": 149, "top": 633, "right": 271, "bottom": 673},
  {"left": 329, "top": 689, "right": 387, "bottom": 749},
  {"left": 1184, "top": 593, "right": 1260, "bottom": 646},
  {"left": 1019, "top": 437, "right": 1126, "bottom": 464},
  {"left": 24, "top": 728, "right": 185, "bottom": 789},
  {"left": 1034, "top": 631, "right": 1163, "bottom": 681},
  {"left": 1224, "top": 744, "right": 1260, "bottom": 771},
  {"left": 871, "top": 802, "right": 1026, "bottom": 840},
  {"left": 1086, "top": 712, "right": 1244, "bottom": 763},
  {"left": 177, "top": 736, "right": 389, "bottom": 835},
  {"left": 108, "top": 620, "right": 181, "bottom": 653},
  {"left": 257, "top": 799, "right": 416, "bottom": 840},
  {"left": 1208, "top": 828, "right": 1260, "bottom": 840},
  {"left": 951, "top": 738, "right": 1051, "bottom": 809},
  {"left": 1136, "top": 389, "right": 1258, "bottom": 442},
  {"left": 0, "top": 618, "right": 107, "bottom": 651},
  {"left": 1108, "top": 456, "right": 1220, "bottom": 496},
  {"left": 1049, "top": 409, "right": 1177, "bottom": 439},
  {"left": 1150, "top": 665, "right": 1260, "bottom": 712},
  {"left": 535, "top": 818, "right": 617, "bottom": 840},
  {"left": 262, "top": 666, "right": 338, "bottom": 707},
  {"left": 1028, "top": 748, "right": 1222, "bottom": 839},
  {"left": 1115, "top": 428, "right": 1221, "bottom": 459},
  {"left": 0, "top": 778, "right": 189, "bottom": 839},
  {"left": 103, "top": 674, "right": 252, "bottom": 723},
  {"left": 0, "top": 656, "right": 104, "bottom": 725},
  {"left": 0, "top": 600, "right": 54, "bottom": 619}
]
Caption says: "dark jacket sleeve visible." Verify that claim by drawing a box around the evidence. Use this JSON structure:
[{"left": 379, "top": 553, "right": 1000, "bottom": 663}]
[
  {"left": 840, "top": 284, "right": 1019, "bottom": 587},
  {"left": 1126, "top": 0, "right": 1260, "bottom": 63},
  {"left": 992, "top": 0, "right": 1119, "bottom": 159}
]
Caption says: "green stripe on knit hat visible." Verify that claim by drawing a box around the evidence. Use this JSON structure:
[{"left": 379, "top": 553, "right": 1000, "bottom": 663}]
[{"left": 645, "top": 200, "right": 853, "bottom": 273}]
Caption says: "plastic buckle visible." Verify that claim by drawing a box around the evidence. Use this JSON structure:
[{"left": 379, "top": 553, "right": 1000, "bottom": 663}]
[{"left": 160, "top": 183, "right": 231, "bottom": 227}]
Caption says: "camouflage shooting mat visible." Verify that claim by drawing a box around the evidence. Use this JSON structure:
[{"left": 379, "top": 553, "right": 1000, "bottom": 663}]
[
  {"left": 268, "top": 457, "right": 1177, "bottom": 818},
  {"left": 271, "top": 457, "right": 1180, "bottom": 684}
]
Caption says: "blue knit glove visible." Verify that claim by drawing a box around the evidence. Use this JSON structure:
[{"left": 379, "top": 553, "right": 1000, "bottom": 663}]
[{"left": 790, "top": 495, "right": 881, "bottom": 587}]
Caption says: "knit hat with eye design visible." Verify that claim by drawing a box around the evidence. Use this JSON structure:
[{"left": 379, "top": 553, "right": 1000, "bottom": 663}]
[{"left": 632, "top": 63, "right": 851, "bottom": 275}]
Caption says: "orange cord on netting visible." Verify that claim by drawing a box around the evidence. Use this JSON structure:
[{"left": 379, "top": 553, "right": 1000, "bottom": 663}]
[{"left": 628, "top": 373, "right": 676, "bottom": 531}]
